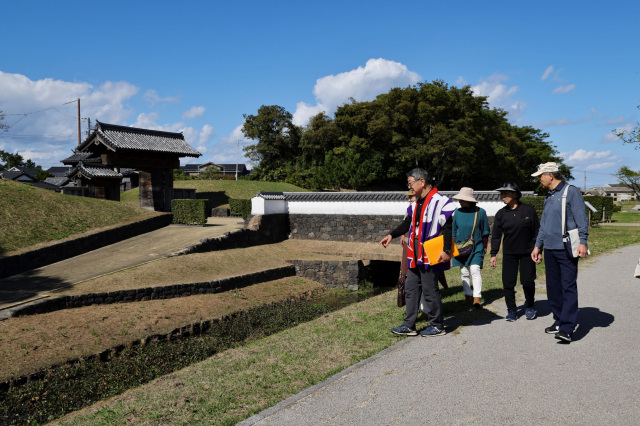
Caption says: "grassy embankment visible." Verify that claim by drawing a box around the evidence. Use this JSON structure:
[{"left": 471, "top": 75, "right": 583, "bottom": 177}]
[
  {"left": 0, "top": 180, "right": 159, "bottom": 256},
  {"left": 2, "top": 179, "right": 307, "bottom": 255},
  {"left": 52, "top": 224, "right": 640, "bottom": 425}
]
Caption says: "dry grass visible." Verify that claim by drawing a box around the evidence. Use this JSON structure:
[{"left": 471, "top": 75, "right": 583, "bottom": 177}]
[
  {"left": 54, "top": 240, "right": 401, "bottom": 295},
  {"left": 0, "top": 278, "right": 324, "bottom": 381}
]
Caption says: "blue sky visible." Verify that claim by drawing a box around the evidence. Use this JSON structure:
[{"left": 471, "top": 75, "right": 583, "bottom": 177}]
[{"left": 1, "top": 0, "right": 638, "bottom": 188}]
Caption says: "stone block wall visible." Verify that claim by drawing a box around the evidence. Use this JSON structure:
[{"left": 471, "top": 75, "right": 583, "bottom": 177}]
[
  {"left": 289, "top": 214, "right": 403, "bottom": 243},
  {"left": 177, "top": 213, "right": 290, "bottom": 255},
  {"left": 6, "top": 266, "right": 296, "bottom": 318},
  {"left": 0, "top": 214, "right": 173, "bottom": 280},
  {"left": 292, "top": 259, "right": 364, "bottom": 291}
]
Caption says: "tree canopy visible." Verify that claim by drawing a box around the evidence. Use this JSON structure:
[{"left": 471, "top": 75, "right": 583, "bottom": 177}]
[
  {"left": 242, "top": 81, "right": 570, "bottom": 191},
  {"left": 615, "top": 166, "right": 640, "bottom": 199},
  {"left": 614, "top": 105, "right": 640, "bottom": 147}
]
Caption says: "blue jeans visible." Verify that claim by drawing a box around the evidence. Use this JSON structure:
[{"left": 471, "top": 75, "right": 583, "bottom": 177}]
[{"left": 544, "top": 249, "right": 579, "bottom": 334}]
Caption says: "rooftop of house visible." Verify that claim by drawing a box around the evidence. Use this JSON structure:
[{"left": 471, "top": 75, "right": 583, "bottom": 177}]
[
  {"left": 68, "top": 162, "right": 124, "bottom": 180},
  {"left": 77, "top": 121, "right": 201, "bottom": 158}
]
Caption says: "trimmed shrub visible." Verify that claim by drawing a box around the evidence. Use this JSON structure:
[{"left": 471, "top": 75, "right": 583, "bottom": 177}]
[
  {"left": 196, "top": 191, "right": 229, "bottom": 210},
  {"left": 229, "top": 198, "right": 252, "bottom": 219},
  {"left": 523, "top": 195, "right": 613, "bottom": 224},
  {"left": 583, "top": 196, "right": 614, "bottom": 223},
  {"left": 171, "top": 199, "right": 207, "bottom": 225}
]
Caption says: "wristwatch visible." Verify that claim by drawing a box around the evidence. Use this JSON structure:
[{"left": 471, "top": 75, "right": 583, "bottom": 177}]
[{"left": 443, "top": 249, "right": 451, "bottom": 254}]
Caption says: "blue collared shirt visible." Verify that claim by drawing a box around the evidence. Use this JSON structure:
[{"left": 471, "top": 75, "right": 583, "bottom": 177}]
[{"left": 535, "top": 181, "right": 589, "bottom": 250}]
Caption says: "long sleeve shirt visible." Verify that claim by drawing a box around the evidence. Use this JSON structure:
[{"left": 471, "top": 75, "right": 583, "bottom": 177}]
[
  {"left": 490, "top": 202, "right": 539, "bottom": 256},
  {"left": 535, "top": 181, "right": 589, "bottom": 250}
]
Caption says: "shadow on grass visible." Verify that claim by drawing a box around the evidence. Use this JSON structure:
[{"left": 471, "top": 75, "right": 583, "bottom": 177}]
[{"left": 0, "top": 270, "right": 67, "bottom": 307}]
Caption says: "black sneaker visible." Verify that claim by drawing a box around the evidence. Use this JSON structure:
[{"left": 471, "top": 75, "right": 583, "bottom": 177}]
[
  {"left": 544, "top": 324, "right": 559, "bottom": 334},
  {"left": 391, "top": 325, "right": 417, "bottom": 336},
  {"left": 555, "top": 331, "right": 571, "bottom": 343}
]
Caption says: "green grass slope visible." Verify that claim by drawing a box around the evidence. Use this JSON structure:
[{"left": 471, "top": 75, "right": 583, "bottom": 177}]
[{"left": 0, "top": 180, "right": 160, "bottom": 255}]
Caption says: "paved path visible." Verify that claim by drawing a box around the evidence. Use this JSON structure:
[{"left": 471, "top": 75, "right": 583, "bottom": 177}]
[
  {"left": 0, "top": 217, "right": 244, "bottom": 310},
  {"left": 243, "top": 244, "right": 640, "bottom": 425}
]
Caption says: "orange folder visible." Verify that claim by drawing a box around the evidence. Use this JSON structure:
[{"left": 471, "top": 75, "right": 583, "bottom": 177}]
[{"left": 422, "top": 236, "right": 459, "bottom": 265}]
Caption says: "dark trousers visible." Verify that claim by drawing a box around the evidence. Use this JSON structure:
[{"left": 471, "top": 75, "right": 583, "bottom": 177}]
[
  {"left": 403, "top": 266, "right": 444, "bottom": 329},
  {"left": 502, "top": 253, "right": 536, "bottom": 311},
  {"left": 545, "top": 249, "right": 579, "bottom": 334}
]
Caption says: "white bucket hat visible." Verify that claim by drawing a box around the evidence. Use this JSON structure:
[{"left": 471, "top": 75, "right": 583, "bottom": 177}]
[
  {"left": 531, "top": 162, "right": 560, "bottom": 177},
  {"left": 452, "top": 187, "right": 477, "bottom": 203}
]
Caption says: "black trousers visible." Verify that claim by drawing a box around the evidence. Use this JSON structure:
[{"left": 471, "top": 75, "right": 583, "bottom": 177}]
[
  {"left": 502, "top": 253, "right": 536, "bottom": 311},
  {"left": 402, "top": 265, "right": 444, "bottom": 329}
]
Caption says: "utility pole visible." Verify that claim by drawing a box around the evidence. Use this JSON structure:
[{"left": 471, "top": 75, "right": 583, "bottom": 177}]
[
  {"left": 77, "top": 98, "right": 81, "bottom": 146},
  {"left": 235, "top": 139, "right": 239, "bottom": 181},
  {"left": 584, "top": 171, "right": 587, "bottom": 191}
]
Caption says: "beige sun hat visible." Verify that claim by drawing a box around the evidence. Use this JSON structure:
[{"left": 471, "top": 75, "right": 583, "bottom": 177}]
[
  {"left": 452, "top": 187, "right": 477, "bottom": 203},
  {"left": 531, "top": 162, "right": 560, "bottom": 177}
]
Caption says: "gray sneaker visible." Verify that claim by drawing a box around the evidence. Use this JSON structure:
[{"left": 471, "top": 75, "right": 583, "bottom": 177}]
[
  {"left": 505, "top": 310, "right": 517, "bottom": 322},
  {"left": 525, "top": 307, "right": 537, "bottom": 320}
]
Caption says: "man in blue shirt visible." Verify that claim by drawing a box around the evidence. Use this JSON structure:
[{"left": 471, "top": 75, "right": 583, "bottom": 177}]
[{"left": 531, "top": 162, "right": 589, "bottom": 344}]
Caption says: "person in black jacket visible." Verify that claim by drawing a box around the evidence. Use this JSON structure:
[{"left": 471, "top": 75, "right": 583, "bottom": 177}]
[{"left": 490, "top": 182, "right": 540, "bottom": 322}]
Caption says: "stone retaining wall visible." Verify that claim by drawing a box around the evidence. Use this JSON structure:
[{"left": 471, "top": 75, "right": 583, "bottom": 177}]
[
  {"left": 0, "top": 214, "right": 173, "bottom": 280},
  {"left": 289, "top": 214, "right": 403, "bottom": 243},
  {"left": 177, "top": 213, "right": 290, "bottom": 255},
  {"left": 292, "top": 259, "right": 364, "bottom": 291},
  {"left": 6, "top": 266, "right": 296, "bottom": 318}
]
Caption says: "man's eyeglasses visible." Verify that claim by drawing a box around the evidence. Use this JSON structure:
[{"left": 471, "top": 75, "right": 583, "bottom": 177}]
[{"left": 407, "top": 179, "right": 422, "bottom": 189}]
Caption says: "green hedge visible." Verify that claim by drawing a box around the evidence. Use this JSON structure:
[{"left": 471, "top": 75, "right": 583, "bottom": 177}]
[
  {"left": 521, "top": 195, "right": 613, "bottom": 224},
  {"left": 229, "top": 198, "right": 252, "bottom": 220},
  {"left": 196, "top": 191, "right": 229, "bottom": 210},
  {"left": 583, "top": 196, "right": 614, "bottom": 223},
  {"left": 171, "top": 199, "right": 208, "bottom": 225}
]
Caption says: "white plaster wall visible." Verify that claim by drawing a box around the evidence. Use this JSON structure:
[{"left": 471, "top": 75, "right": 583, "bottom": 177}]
[{"left": 252, "top": 197, "right": 507, "bottom": 217}]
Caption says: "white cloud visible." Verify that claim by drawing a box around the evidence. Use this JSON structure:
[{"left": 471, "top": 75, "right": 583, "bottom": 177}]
[
  {"left": 143, "top": 89, "right": 179, "bottom": 106},
  {"left": 603, "top": 123, "right": 634, "bottom": 143},
  {"left": 292, "top": 58, "right": 421, "bottom": 126},
  {"left": 541, "top": 66, "right": 554, "bottom": 80},
  {"left": 182, "top": 106, "right": 206, "bottom": 120},
  {"left": 552, "top": 84, "right": 576, "bottom": 94},
  {"left": 471, "top": 74, "right": 524, "bottom": 115},
  {"left": 0, "top": 71, "right": 212, "bottom": 168},
  {"left": 563, "top": 149, "right": 613, "bottom": 163},
  {"left": 455, "top": 76, "right": 467, "bottom": 86},
  {"left": 206, "top": 125, "right": 254, "bottom": 166},
  {"left": 585, "top": 161, "right": 617, "bottom": 171}
]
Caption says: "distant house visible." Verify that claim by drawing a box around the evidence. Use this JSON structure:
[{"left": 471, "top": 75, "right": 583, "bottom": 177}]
[
  {"left": 218, "top": 163, "right": 249, "bottom": 177},
  {"left": 44, "top": 176, "right": 71, "bottom": 191},
  {"left": 7, "top": 165, "right": 38, "bottom": 178},
  {"left": 33, "top": 180, "right": 61, "bottom": 192},
  {"left": 0, "top": 170, "right": 36, "bottom": 182},
  {"left": 586, "top": 183, "right": 637, "bottom": 202},
  {"left": 180, "top": 162, "right": 249, "bottom": 177},
  {"left": 47, "top": 166, "right": 72, "bottom": 177}
]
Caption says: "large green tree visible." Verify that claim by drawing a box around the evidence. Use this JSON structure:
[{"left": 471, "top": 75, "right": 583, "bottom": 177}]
[
  {"left": 242, "top": 81, "right": 569, "bottom": 192},
  {"left": 242, "top": 105, "right": 302, "bottom": 181}
]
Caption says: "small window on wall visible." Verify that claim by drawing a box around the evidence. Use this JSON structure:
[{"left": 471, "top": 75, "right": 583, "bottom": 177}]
[{"left": 95, "top": 187, "right": 105, "bottom": 199}]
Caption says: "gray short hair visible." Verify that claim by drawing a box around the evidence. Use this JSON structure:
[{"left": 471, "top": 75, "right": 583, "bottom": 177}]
[
  {"left": 407, "top": 168, "right": 429, "bottom": 182},
  {"left": 550, "top": 171, "right": 563, "bottom": 180}
]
